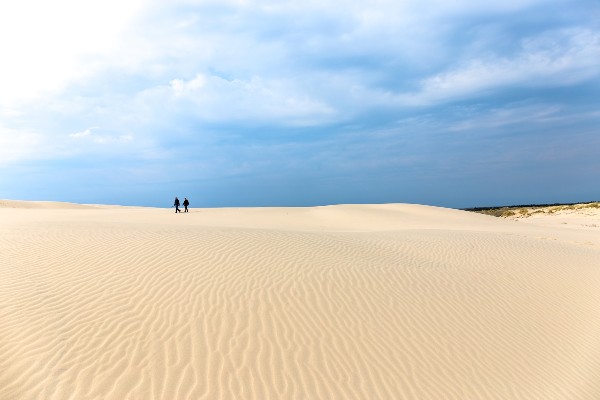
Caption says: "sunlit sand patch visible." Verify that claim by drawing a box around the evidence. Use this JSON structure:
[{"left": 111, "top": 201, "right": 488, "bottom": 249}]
[{"left": 1, "top": 201, "right": 599, "bottom": 399}]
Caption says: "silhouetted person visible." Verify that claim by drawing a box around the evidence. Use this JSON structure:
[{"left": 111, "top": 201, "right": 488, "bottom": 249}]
[
  {"left": 183, "top": 197, "right": 189, "bottom": 213},
  {"left": 174, "top": 197, "right": 181, "bottom": 213}
]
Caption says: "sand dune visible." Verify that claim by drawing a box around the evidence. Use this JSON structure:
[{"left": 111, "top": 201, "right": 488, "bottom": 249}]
[
  {"left": 0, "top": 200, "right": 101, "bottom": 209},
  {"left": 1, "top": 201, "right": 599, "bottom": 399},
  {"left": 503, "top": 203, "right": 600, "bottom": 231}
]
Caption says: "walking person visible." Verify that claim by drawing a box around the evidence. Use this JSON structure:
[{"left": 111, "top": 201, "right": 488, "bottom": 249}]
[
  {"left": 174, "top": 196, "right": 181, "bottom": 213},
  {"left": 183, "top": 197, "right": 189, "bottom": 213}
]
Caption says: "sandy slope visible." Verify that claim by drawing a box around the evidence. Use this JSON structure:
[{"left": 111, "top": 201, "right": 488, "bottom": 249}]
[
  {"left": 504, "top": 203, "right": 600, "bottom": 231},
  {"left": 1, "top": 201, "right": 599, "bottom": 400}
]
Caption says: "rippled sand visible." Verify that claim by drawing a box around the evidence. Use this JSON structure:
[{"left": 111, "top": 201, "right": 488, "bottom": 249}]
[{"left": 1, "top": 201, "right": 599, "bottom": 399}]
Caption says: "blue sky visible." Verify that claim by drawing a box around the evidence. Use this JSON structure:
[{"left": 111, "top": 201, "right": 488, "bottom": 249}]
[{"left": 1, "top": 0, "right": 599, "bottom": 208}]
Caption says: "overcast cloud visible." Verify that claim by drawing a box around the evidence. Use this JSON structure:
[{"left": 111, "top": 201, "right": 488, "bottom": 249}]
[{"left": 1, "top": 0, "right": 599, "bottom": 207}]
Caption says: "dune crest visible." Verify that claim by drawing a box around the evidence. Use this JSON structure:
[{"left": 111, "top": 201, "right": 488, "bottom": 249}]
[
  {"left": 0, "top": 199, "right": 101, "bottom": 209},
  {"left": 1, "top": 202, "right": 599, "bottom": 399}
]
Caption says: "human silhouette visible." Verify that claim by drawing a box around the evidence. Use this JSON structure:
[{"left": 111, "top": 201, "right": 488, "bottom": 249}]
[
  {"left": 174, "top": 197, "right": 181, "bottom": 213},
  {"left": 183, "top": 197, "right": 189, "bottom": 213}
]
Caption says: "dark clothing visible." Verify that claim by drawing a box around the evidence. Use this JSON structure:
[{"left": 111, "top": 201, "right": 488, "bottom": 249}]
[
  {"left": 174, "top": 197, "right": 181, "bottom": 213},
  {"left": 183, "top": 198, "right": 189, "bottom": 212}
]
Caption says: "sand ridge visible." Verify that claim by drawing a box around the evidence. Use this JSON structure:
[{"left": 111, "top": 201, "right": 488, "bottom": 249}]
[
  {"left": 504, "top": 203, "right": 600, "bottom": 231},
  {"left": 0, "top": 200, "right": 102, "bottom": 209},
  {"left": 1, "top": 201, "right": 599, "bottom": 399}
]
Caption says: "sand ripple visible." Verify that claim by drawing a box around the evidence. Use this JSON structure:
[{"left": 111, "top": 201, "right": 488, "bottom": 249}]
[{"left": 1, "top": 203, "right": 600, "bottom": 399}]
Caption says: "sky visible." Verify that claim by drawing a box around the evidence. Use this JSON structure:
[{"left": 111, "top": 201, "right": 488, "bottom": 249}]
[{"left": 1, "top": 0, "right": 599, "bottom": 208}]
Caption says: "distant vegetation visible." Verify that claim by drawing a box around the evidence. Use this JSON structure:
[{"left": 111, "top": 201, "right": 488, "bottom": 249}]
[{"left": 464, "top": 202, "right": 600, "bottom": 218}]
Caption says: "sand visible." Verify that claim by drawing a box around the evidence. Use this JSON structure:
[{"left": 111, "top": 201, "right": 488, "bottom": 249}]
[{"left": 1, "top": 201, "right": 599, "bottom": 399}]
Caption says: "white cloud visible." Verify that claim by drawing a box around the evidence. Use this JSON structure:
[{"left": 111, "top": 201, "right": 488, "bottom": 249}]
[
  {"left": 1, "top": 0, "right": 598, "bottom": 169},
  {"left": 69, "top": 127, "right": 98, "bottom": 139},
  {"left": 170, "top": 74, "right": 207, "bottom": 95},
  {"left": 0, "top": 124, "right": 47, "bottom": 165},
  {"left": 403, "top": 29, "right": 600, "bottom": 106},
  {"left": 0, "top": 0, "right": 143, "bottom": 106},
  {"left": 153, "top": 73, "right": 337, "bottom": 126},
  {"left": 69, "top": 126, "right": 134, "bottom": 145}
]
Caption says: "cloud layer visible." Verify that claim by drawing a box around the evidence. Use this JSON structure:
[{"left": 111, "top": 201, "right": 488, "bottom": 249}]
[{"left": 1, "top": 0, "right": 599, "bottom": 207}]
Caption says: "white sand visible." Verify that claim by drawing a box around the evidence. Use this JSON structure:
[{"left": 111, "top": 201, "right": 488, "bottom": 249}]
[{"left": 1, "top": 201, "right": 599, "bottom": 399}]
